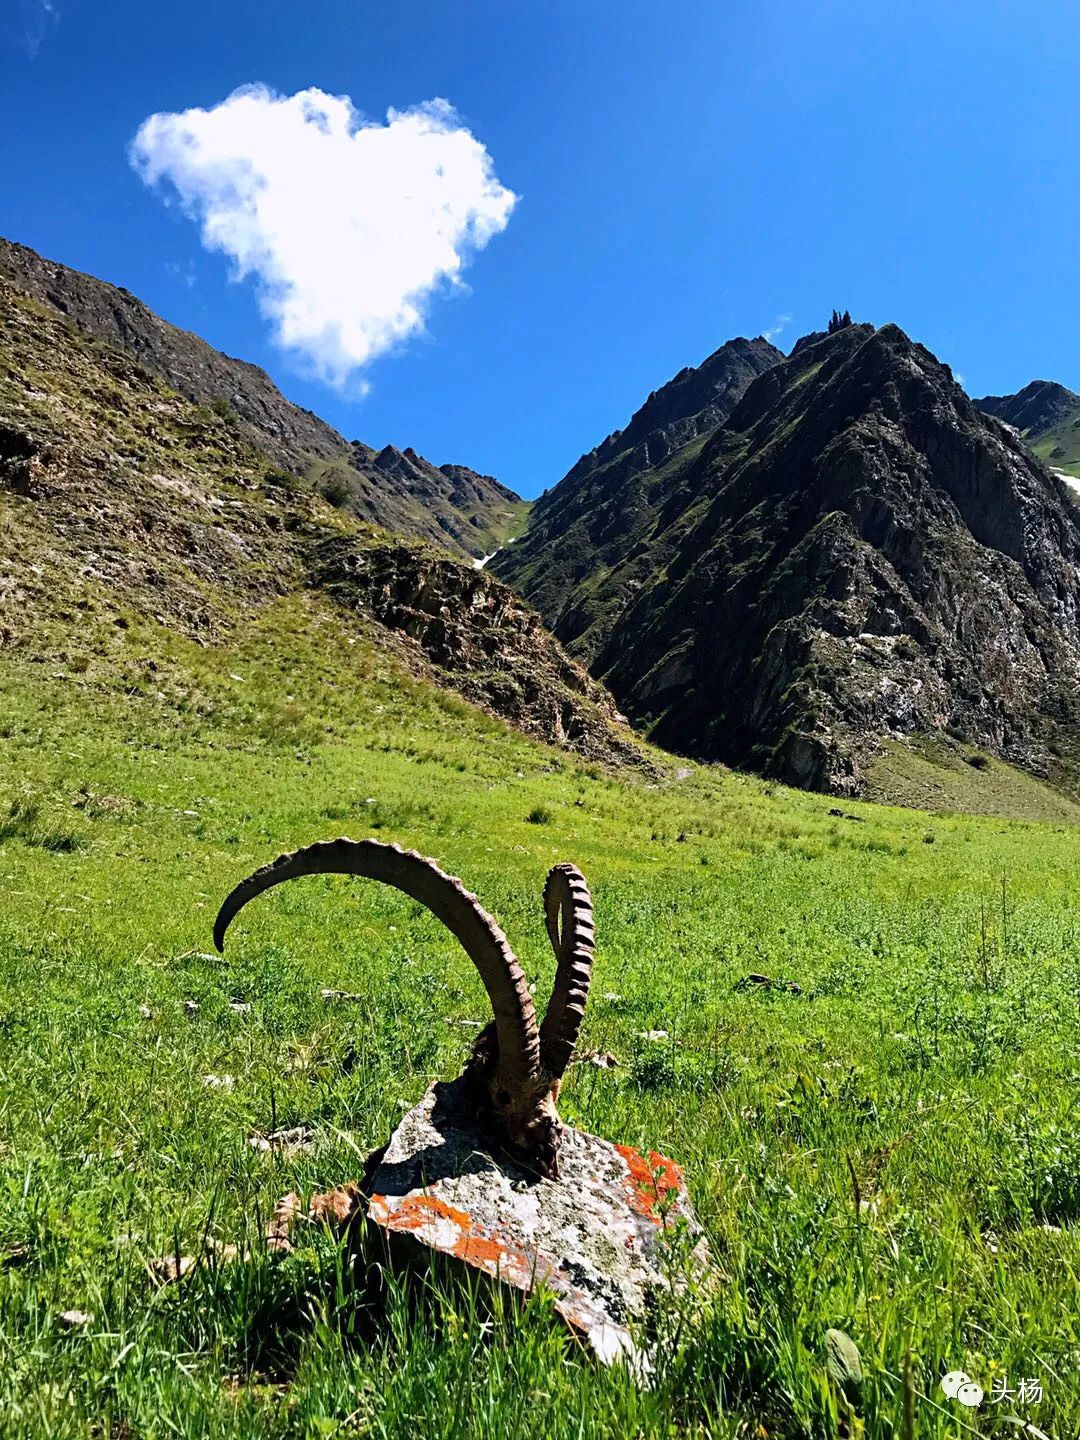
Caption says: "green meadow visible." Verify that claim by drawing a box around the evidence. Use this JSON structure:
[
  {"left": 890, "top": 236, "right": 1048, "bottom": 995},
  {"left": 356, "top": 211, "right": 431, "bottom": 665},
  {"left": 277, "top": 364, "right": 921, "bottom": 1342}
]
[{"left": 0, "top": 597, "right": 1076, "bottom": 1438}]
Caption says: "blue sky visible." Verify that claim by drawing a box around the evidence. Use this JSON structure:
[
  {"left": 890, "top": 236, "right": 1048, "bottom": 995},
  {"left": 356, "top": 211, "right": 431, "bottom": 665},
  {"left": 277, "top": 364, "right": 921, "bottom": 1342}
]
[{"left": 3, "top": 1, "right": 1079, "bottom": 498}]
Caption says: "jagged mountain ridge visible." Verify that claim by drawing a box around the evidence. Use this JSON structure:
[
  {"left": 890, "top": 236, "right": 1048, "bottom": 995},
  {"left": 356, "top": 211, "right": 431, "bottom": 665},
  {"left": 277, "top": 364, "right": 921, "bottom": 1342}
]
[
  {"left": 0, "top": 272, "right": 637, "bottom": 768},
  {"left": 490, "top": 336, "right": 781, "bottom": 652},
  {"left": 498, "top": 321, "right": 1080, "bottom": 794},
  {"left": 977, "top": 379, "right": 1080, "bottom": 480},
  {"left": 0, "top": 237, "right": 526, "bottom": 559},
  {"left": 313, "top": 441, "right": 528, "bottom": 560}
]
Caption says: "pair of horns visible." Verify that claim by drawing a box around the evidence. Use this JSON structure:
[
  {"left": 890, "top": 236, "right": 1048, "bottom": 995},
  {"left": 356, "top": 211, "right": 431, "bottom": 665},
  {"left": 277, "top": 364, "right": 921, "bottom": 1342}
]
[{"left": 213, "top": 839, "right": 595, "bottom": 1090}]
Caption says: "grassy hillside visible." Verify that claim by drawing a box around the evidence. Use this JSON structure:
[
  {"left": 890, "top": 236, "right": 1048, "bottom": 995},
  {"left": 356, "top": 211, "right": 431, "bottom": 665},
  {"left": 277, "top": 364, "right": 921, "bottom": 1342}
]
[
  {"left": 0, "top": 276, "right": 632, "bottom": 770},
  {"left": 306, "top": 454, "right": 531, "bottom": 559},
  {"left": 1029, "top": 420, "right": 1080, "bottom": 478},
  {"left": 0, "top": 237, "right": 527, "bottom": 561},
  {"left": 0, "top": 600, "right": 1077, "bottom": 1438}
]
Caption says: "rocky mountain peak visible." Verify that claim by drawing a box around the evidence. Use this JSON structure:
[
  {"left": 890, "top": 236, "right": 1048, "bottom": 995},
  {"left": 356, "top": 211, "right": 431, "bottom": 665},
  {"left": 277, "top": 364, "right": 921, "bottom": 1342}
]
[
  {"left": 979, "top": 379, "right": 1080, "bottom": 434},
  {"left": 496, "top": 314, "right": 1080, "bottom": 798},
  {"left": 566, "top": 334, "right": 783, "bottom": 486}
]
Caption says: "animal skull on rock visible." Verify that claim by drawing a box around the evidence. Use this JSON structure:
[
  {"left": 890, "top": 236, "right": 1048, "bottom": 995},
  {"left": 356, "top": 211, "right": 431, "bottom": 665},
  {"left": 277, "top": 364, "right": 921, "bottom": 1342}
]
[{"left": 214, "top": 838, "right": 595, "bottom": 1179}]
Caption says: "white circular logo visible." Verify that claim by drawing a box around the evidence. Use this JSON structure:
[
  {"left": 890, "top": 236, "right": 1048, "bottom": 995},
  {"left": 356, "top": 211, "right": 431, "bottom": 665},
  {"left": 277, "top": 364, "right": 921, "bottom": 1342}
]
[
  {"left": 955, "top": 1382, "right": 984, "bottom": 1408},
  {"left": 940, "top": 1372, "right": 971, "bottom": 1398}
]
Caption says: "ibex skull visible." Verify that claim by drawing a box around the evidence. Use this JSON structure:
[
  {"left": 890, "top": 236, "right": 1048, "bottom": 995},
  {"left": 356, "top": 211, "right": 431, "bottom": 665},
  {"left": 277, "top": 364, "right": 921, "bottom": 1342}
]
[
  {"left": 214, "top": 837, "right": 710, "bottom": 1367},
  {"left": 214, "top": 838, "right": 596, "bottom": 1179}
]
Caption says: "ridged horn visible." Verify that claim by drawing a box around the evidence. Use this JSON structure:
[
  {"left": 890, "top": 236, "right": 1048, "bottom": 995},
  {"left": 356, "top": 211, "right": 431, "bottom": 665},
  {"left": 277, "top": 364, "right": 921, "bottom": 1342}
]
[
  {"left": 214, "top": 838, "right": 541, "bottom": 1086},
  {"left": 538, "top": 862, "right": 595, "bottom": 1078}
]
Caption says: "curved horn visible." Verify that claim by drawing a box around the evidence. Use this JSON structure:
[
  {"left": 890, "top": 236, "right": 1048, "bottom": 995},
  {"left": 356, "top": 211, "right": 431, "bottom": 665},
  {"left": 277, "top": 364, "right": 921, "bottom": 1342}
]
[
  {"left": 538, "top": 863, "right": 595, "bottom": 1078},
  {"left": 214, "top": 838, "right": 541, "bottom": 1086}
]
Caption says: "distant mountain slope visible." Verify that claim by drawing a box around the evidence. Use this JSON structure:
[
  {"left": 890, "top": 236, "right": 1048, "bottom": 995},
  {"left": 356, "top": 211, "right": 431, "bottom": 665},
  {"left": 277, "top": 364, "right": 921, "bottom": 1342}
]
[
  {"left": 0, "top": 237, "right": 527, "bottom": 559},
  {"left": 497, "top": 321, "right": 1080, "bottom": 795},
  {"left": 0, "top": 274, "right": 636, "bottom": 767},
  {"left": 312, "top": 443, "right": 529, "bottom": 561},
  {"left": 977, "top": 379, "right": 1080, "bottom": 479},
  {"left": 490, "top": 336, "right": 781, "bottom": 650}
]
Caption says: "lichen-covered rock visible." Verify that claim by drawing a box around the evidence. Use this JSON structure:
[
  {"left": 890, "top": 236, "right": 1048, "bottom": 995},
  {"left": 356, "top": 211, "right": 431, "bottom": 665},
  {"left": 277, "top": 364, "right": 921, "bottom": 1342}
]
[{"left": 365, "top": 1077, "right": 709, "bottom": 1368}]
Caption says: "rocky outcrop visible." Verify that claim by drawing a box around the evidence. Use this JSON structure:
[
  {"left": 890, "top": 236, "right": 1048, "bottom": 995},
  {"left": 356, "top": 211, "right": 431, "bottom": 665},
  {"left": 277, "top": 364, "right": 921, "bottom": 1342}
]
[
  {"left": 497, "top": 321, "right": 1080, "bottom": 794},
  {"left": 0, "top": 237, "right": 527, "bottom": 560},
  {"left": 310, "top": 536, "right": 642, "bottom": 765}
]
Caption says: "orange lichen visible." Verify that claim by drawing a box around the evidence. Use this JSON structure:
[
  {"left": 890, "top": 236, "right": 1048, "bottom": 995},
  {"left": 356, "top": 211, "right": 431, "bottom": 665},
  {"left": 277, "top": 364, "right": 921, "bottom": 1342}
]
[
  {"left": 369, "top": 1192, "right": 545, "bottom": 1288},
  {"left": 614, "top": 1145, "right": 684, "bottom": 1222},
  {"left": 370, "top": 1191, "right": 472, "bottom": 1234}
]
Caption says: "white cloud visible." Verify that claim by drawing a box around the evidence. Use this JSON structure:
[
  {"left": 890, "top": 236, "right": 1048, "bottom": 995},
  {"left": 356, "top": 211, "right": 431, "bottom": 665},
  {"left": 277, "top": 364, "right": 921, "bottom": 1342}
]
[
  {"left": 763, "top": 313, "right": 792, "bottom": 344},
  {"left": 130, "top": 85, "right": 518, "bottom": 390}
]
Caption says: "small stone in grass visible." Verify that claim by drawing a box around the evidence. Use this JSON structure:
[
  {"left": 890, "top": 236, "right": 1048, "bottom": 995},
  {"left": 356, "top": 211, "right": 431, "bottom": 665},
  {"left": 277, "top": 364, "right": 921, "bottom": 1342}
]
[
  {"left": 57, "top": 1309, "right": 93, "bottom": 1330},
  {"left": 575, "top": 1049, "right": 621, "bottom": 1069},
  {"left": 202, "top": 1074, "right": 234, "bottom": 1090},
  {"left": 825, "top": 1328, "right": 863, "bottom": 1401},
  {"left": 229, "top": 999, "right": 252, "bottom": 1014},
  {"left": 636, "top": 1029, "right": 669, "bottom": 1042},
  {"left": 149, "top": 1241, "right": 240, "bottom": 1285},
  {"left": 137, "top": 1004, "right": 152, "bottom": 1019},
  {"left": 321, "top": 988, "right": 362, "bottom": 1004},
  {"left": 182, "top": 999, "right": 199, "bottom": 1016},
  {"left": 248, "top": 1126, "right": 314, "bottom": 1157}
]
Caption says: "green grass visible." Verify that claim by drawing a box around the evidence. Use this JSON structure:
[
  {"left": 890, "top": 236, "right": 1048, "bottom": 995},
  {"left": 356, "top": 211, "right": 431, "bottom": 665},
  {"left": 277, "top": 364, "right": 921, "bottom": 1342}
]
[
  {"left": 1031, "top": 423, "right": 1080, "bottom": 480},
  {"left": 0, "top": 599, "right": 1078, "bottom": 1438},
  {"left": 865, "top": 735, "right": 1080, "bottom": 823}
]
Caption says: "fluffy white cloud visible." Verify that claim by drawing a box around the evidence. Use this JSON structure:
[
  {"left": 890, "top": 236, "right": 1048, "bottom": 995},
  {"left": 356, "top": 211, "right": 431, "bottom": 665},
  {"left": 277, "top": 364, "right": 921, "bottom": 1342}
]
[
  {"left": 130, "top": 85, "right": 518, "bottom": 389},
  {"left": 763, "top": 313, "right": 792, "bottom": 343}
]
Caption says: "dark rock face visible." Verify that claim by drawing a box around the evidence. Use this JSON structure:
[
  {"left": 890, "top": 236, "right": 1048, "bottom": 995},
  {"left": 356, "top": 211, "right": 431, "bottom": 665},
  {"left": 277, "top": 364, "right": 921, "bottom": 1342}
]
[
  {"left": 567, "top": 336, "right": 784, "bottom": 485},
  {"left": 499, "top": 322, "right": 1080, "bottom": 793},
  {"left": 491, "top": 336, "right": 781, "bottom": 650},
  {"left": 0, "top": 237, "right": 526, "bottom": 560}
]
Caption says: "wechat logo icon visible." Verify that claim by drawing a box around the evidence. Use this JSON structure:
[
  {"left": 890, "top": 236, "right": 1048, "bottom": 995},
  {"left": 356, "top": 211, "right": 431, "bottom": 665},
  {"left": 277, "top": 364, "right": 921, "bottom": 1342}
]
[{"left": 941, "top": 1371, "right": 984, "bottom": 1408}]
